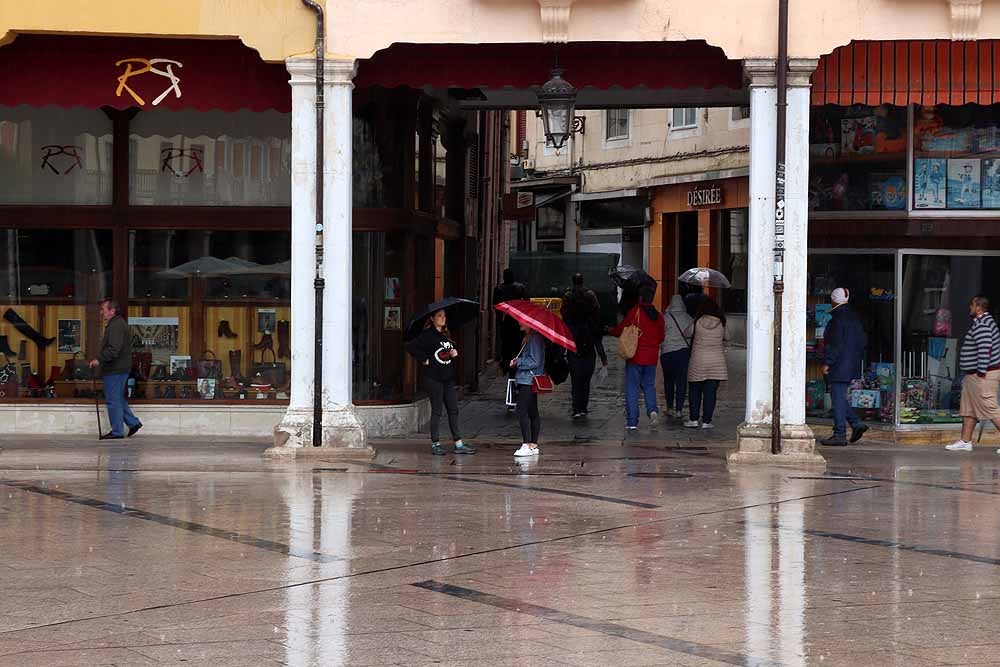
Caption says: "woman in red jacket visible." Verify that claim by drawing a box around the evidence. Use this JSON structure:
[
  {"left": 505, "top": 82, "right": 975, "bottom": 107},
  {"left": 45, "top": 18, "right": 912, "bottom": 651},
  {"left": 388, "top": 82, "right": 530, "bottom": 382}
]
[{"left": 610, "top": 286, "right": 665, "bottom": 430}]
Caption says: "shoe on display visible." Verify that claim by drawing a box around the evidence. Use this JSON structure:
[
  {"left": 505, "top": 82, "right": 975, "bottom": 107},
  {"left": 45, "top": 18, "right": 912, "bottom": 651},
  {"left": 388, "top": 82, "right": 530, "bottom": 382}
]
[
  {"left": 946, "top": 441, "right": 973, "bottom": 451},
  {"left": 700, "top": 422, "right": 715, "bottom": 430},
  {"left": 850, "top": 424, "right": 869, "bottom": 443},
  {"left": 820, "top": 436, "right": 848, "bottom": 446},
  {"left": 683, "top": 420, "right": 700, "bottom": 428},
  {"left": 217, "top": 320, "right": 238, "bottom": 339},
  {"left": 514, "top": 444, "right": 539, "bottom": 457},
  {"left": 649, "top": 411, "right": 659, "bottom": 427}
]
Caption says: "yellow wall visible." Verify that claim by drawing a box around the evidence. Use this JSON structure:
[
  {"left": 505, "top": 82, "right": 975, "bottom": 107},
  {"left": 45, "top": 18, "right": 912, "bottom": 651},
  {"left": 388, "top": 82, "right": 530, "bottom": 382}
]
[{"left": 0, "top": 0, "right": 315, "bottom": 62}]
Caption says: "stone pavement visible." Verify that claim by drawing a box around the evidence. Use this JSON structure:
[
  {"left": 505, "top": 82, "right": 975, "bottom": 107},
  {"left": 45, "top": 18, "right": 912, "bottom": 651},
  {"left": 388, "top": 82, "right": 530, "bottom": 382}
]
[{"left": 4, "top": 431, "right": 1000, "bottom": 665}]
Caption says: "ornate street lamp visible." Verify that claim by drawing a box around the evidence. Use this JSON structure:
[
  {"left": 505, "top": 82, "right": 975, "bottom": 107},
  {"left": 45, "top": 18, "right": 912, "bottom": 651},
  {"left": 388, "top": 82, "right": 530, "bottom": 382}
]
[{"left": 537, "top": 68, "right": 578, "bottom": 150}]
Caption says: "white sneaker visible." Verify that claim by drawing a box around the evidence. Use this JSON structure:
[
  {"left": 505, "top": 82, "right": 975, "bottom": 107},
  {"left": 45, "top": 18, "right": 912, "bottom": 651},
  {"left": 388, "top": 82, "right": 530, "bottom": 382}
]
[
  {"left": 946, "top": 441, "right": 973, "bottom": 451},
  {"left": 626, "top": 425, "right": 639, "bottom": 431},
  {"left": 683, "top": 420, "right": 700, "bottom": 428},
  {"left": 649, "top": 411, "right": 659, "bottom": 427},
  {"left": 514, "top": 444, "right": 539, "bottom": 457},
  {"left": 701, "top": 422, "right": 715, "bottom": 430}
]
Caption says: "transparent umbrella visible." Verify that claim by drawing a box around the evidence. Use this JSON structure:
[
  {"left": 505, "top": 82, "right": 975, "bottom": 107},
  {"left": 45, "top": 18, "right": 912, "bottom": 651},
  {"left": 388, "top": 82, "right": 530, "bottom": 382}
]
[{"left": 678, "top": 267, "right": 731, "bottom": 289}]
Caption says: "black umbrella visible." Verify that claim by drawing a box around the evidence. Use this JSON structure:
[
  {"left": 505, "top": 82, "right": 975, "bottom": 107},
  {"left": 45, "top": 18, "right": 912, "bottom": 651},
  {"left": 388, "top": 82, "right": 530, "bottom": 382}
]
[
  {"left": 404, "top": 297, "right": 480, "bottom": 341},
  {"left": 608, "top": 265, "right": 657, "bottom": 290}
]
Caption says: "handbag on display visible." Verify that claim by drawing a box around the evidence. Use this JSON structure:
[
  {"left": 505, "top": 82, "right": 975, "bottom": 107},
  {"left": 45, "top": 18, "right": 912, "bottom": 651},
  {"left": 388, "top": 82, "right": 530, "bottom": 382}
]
[
  {"left": 531, "top": 373, "right": 554, "bottom": 394},
  {"left": 251, "top": 348, "right": 287, "bottom": 388},
  {"left": 62, "top": 352, "right": 91, "bottom": 381},
  {"left": 131, "top": 351, "right": 152, "bottom": 380},
  {"left": 0, "top": 362, "right": 19, "bottom": 398},
  {"left": 195, "top": 350, "right": 223, "bottom": 379}
]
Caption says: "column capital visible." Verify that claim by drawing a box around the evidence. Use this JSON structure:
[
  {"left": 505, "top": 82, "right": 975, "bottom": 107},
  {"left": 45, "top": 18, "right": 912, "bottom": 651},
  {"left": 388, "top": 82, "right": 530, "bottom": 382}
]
[
  {"left": 743, "top": 57, "right": 819, "bottom": 88},
  {"left": 286, "top": 57, "right": 358, "bottom": 87}
]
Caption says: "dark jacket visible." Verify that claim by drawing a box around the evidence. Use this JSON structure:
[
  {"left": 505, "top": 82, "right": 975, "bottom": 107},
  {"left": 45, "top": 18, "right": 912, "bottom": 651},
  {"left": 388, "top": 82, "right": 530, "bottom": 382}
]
[
  {"left": 610, "top": 303, "right": 665, "bottom": 367},
  {"left": 99, "top": 315, "right": 132, "bottom": 376},
  {"left": 562, "top": 286, "right": 606, "bottom": 362},
  {"left": 406, "top": 328, "right": 458, "bottom": 383},
  {"left": 823, "top": 304, "right": 866, "bottom": 383},
  {"left": 492, "top": 280, "right": 527, "bottom": 362}
]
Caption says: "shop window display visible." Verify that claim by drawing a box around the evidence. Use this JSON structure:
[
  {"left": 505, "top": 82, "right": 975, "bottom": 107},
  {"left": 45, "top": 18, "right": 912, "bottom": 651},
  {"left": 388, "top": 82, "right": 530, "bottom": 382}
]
[
  {"left": 805, "top": 254, "right": 895, "bottom": 424},
  {"left": 912, "top": 105, "right": 1000, "bottom": 210},
  {"left": 809, "top": 104, "right": 907, "bottom": 211},
  {"left": 128, "top": 109, "right": 290, "bottom": 207},
  {"left": 127, "top": 230, "right": 290, "bottom": 402},
  {"left": 899, "top": 254, "right": 1000, "bottom": 424},
  {"left": 0, "top": 228, "right": 113, "bottom": 400},
  {"left": 0, "top": 106, "right": 112, "bottom": 205}
]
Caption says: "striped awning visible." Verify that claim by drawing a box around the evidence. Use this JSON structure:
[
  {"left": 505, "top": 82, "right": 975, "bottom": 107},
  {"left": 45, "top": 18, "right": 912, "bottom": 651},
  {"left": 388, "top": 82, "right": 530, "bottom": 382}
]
[{"left": 812, "top": 40, "right": 1000, "bottom": 107}]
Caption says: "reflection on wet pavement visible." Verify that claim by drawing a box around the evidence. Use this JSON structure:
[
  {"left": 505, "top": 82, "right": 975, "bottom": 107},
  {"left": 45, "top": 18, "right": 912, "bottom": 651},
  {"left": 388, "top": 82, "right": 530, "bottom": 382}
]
[{"left": 2, "top": 436, "right": 1000, "bottom": 665}]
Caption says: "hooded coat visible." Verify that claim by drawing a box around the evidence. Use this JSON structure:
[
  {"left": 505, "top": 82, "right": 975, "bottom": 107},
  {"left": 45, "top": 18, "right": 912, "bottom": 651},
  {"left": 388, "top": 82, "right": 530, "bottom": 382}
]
[{"left": 685, "top": 316, "right": 729, "bottom": 382}]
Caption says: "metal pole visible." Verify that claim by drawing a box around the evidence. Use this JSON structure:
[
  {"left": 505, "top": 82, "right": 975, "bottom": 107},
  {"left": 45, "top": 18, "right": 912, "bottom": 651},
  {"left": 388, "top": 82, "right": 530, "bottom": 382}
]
[
  {"left": 771, "top": 0, "right": 788, "bottom": 455},
  {"left": 303, "top": 0, "right": 325, "bottom": 447}
]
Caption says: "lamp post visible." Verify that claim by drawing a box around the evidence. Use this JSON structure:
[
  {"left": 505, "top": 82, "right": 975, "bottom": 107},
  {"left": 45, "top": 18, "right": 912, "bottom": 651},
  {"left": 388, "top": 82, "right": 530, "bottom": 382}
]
[{"left": 537, "top": 68, "right": 577, "bottom": 150}]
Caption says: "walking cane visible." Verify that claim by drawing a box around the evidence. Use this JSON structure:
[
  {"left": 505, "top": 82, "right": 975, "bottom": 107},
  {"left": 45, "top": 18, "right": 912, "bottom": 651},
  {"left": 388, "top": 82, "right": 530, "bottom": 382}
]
[{"left": 92, "top": 371, "right": 103, "bottom": 439}]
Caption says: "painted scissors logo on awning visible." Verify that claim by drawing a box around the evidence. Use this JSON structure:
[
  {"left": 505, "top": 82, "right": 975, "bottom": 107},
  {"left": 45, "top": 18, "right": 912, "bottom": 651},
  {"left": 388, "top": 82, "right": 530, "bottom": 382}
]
[
  {"left": 115, "top": 58, "right": 183, "bottom": 106},
  {"left": 161, "top": 148, "right": 204, "bottom": 177},
  {"left": 40, "top": 145, "right": 83, "bottom": 174}
]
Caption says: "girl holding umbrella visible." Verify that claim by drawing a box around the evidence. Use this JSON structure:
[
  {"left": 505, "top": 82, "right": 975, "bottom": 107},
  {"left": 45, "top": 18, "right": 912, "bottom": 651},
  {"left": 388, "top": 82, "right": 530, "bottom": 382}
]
[
  {"left": 406, "top": 299, "right": 479, "bottom": 456},
  {"left": 495, "top": 299, "right": 578, "bottom": 458}
]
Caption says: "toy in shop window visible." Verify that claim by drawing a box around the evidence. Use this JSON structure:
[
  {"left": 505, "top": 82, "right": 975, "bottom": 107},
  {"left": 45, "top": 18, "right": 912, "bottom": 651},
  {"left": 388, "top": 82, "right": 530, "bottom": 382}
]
[
  {"left": 874, "top": 106, "right": 906, "bottom": 154},
  {"left": 947, "top": 159, "right": 981, "bottom": 209},
  {"left": 841, "top": 117, "right": 877, "bottom": 155},
  {"left": 914, "top": 158, "right": 946, "bottom": 209},
  {"left": 868, "top": 173, "right": 906, "bottom": 210},
  {"left": 983, "top": 159, "right": 1000, "bottom": 208}
]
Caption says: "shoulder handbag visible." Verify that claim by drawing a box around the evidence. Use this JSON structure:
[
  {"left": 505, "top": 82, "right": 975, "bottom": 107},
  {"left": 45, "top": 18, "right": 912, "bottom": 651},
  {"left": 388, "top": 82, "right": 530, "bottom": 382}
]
[
  {"left": 668, "top": 312, "right": 692, "bottom": 349},
  {"left": 617, "top": 309, "right": 642, "bottom": 360},
  {"left": 251, "top": 348, "right": 287, "bottom": 388},
  {"left": 195, "top": 350, "right": 223, "bottom": 379},
  {"left": 531, "top": 372, "right": 554, "bottom": 394},
  {"left": 62, "top": 351, "right": 90, "bottom": 381}
]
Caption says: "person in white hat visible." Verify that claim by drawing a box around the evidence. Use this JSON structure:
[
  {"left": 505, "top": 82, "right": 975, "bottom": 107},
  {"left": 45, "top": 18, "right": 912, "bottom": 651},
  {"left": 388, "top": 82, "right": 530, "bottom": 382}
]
[{"left": 820, "top": 287, "right": 868, "bottom": 446}]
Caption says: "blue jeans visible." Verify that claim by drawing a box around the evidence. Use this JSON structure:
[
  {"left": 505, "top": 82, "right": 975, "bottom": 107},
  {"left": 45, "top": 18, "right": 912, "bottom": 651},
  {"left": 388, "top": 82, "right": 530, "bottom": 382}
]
[
  {"left": 660, "top": 349, "right": 690, "bottom": 413},
  {"left": 831, "top": 381, "right": 862, "bottom": 437},
  {"left": 689, "top": 379, "right": 720, "bottom": 424},
  {"left": 625, "top": 363, "right": 658, "bottom": 427},
  {"left": 103, "top": 372, "right": 140, "bottom": 437}
]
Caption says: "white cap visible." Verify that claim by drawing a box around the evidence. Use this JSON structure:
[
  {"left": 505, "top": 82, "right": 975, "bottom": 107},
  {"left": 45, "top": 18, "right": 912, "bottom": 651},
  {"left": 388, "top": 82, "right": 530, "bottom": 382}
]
[{"left": 831, "top": 287, "right": 850, "bottom": 305}]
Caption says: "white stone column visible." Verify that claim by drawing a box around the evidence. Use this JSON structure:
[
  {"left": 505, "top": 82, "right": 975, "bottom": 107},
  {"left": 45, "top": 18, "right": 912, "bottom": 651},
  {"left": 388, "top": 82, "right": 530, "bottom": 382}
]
[
  {"left": 320, "top": 59, "right": 368, "bottom": 453},
  {"left": 268, "top": 57, "right": 370, "bottom": 458},
  {"left": 731, "top": 58, "right": 825, "bottom": 466}
]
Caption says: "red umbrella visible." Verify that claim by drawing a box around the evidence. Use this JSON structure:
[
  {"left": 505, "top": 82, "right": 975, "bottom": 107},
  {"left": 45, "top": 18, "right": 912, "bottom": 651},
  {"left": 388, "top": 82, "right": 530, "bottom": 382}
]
[{"left": 494, "top": 300, "right": 577, "bottom": 353}]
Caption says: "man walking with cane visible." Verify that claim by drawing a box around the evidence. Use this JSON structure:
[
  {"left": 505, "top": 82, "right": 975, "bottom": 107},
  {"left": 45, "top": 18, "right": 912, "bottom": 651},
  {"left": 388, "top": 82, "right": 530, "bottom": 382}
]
[
  {"left": 89, "top": 298, "right": 142, "bottom": 440},
  {"left": 946, "top": 294, "right": 1000, "bottom": 452},
  {"left": 820, "top": 287, "right": 868, "bottom": 446}
]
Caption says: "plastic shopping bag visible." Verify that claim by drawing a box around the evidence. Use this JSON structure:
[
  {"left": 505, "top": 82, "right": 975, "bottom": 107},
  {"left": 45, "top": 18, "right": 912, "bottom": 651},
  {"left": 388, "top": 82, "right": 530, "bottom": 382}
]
[{"left": 593, "top": 364, "right": 609, "bottom": 388}]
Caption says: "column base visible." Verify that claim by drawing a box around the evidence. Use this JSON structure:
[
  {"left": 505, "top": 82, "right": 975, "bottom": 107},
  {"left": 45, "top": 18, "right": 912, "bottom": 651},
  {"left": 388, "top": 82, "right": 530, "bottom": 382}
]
[
  {"left": 728, "top": 422, "right": 826, "bottom": 466},
  {"left": 265, "top": 406, "right": 374, "bottom": 460}
]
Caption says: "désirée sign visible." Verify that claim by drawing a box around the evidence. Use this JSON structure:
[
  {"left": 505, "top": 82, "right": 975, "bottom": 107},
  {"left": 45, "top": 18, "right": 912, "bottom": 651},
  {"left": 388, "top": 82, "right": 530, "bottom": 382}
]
[{"left": 687, "top": 184, "right": 722, "bottom": 207}]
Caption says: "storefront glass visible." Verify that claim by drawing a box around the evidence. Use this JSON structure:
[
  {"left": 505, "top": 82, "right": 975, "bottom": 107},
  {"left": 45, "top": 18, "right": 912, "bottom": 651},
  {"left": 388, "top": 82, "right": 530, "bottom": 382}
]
[
  {"left": 129, "top": 109, "right": 291, "bottom": 206},
  {"left": 0, "top": 106, "right": 113, "bottom": 205},
  {"left": 913, "top": 105, "right": 1000, "bottom": 210},
  {"left": 806, "top": 252, "right": 896, "bottom": 424},
  {"left": 0, "top": 228, "right": 114, "bottom": 398},
  {"left": 899, "top": 253, "right": 1000, "bottom": 424},
  {"left": 809, "top": 104, "right": 907, "bottom": 211}
]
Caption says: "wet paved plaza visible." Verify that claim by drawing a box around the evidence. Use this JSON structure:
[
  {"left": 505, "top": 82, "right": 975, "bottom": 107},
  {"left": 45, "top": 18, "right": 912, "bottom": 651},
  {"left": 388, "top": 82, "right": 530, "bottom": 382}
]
[{"left": 3, "top": 434, "right": 1000, "bottom": 666}]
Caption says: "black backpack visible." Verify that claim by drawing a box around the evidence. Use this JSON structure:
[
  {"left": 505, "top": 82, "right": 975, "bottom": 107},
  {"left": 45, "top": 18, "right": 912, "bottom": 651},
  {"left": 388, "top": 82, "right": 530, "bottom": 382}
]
[{"left": 545, "top": 343, "right": 570, "bottom": 385}]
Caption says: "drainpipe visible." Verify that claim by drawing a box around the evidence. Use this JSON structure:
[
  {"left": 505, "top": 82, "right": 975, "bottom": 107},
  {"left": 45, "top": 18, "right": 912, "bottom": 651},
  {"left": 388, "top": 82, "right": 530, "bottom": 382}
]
[
  {"left": 771, "top": 0, "right": 788, "bottom": 455},
  {"left": 303, "top": 0, "right": 325, "bottom": 447}
]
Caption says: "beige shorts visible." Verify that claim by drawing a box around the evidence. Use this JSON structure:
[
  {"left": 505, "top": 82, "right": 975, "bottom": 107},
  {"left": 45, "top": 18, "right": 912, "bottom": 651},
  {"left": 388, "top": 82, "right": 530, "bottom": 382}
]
[{"left": 960, "top": 370, "right": 1000, "bottom": 420}]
